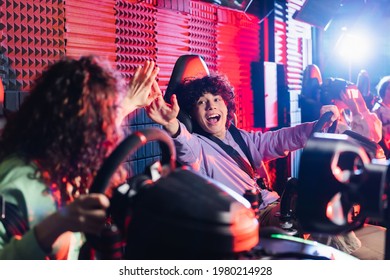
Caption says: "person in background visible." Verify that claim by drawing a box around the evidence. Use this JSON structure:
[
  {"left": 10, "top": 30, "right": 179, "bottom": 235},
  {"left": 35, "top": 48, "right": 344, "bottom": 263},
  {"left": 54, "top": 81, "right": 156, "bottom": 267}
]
[
  {"left": 330, "top": 83, "right": 382, "bottom": 143},
  {"left": 300, "top": 64, "right": 382, "bottom": 143},
  {"left": 0, "top": 56, "right": 160, "bottom": 259},
  {"left": 373, "top": 76, "right": 390, "bottom": 158}
]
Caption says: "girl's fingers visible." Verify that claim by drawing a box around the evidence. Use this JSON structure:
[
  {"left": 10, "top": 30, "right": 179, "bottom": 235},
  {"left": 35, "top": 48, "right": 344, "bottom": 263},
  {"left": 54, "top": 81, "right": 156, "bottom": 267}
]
[
  {"left": 151, "top": 80, "right": 162, "bottom": 99},
  {"left": 143, "top": 60, "right": 155, "bottom": 78}
]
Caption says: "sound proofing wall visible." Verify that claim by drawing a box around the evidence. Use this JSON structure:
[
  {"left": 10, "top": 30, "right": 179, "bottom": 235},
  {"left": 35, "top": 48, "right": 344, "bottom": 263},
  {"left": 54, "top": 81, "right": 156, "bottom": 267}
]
[{"left": 0, "top": 0, "right": 65, "bottom": 108}]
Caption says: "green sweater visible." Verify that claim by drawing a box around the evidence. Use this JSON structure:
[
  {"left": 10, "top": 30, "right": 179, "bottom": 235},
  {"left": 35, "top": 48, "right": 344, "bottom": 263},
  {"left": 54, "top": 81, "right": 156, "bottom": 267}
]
[{"left": 0, "top": 156, "right": 82, "bottom": 259}]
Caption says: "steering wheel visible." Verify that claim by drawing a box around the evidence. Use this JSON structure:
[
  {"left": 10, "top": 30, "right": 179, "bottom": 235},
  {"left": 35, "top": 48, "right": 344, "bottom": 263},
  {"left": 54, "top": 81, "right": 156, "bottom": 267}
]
[
  {"left": 310, "top": 109, "right": 384, "bottom": 160},
  {"left": 282, "top": 110, "right": 377, "bottom": 236},
  {"left": 310, "top": 111, "right": 338, "bottom": 136},
  {"left": 297, "top": 132, "right": 374, "bottom": 234},
  {"left": 80, "top": 128, "right": 176, "bottom": 259}
]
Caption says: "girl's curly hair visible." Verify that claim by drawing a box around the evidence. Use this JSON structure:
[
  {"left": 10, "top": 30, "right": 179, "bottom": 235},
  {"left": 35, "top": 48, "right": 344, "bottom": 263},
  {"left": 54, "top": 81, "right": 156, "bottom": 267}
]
[
  {"left": 0, "top": 56, "right": 125, "bottom": 206},
  {"left": 175, "top": 74, "right": 236, "bottom": 130}
]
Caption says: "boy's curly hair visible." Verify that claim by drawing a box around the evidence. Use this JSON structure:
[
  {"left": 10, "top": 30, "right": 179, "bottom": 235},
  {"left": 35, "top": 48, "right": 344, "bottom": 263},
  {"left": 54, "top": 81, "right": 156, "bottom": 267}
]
[
  {"left": 175, "top": 74, "right": 236, "bottom": 130},
  {"left": 0, "top": 56, "right": 124, "bottom": 206}
]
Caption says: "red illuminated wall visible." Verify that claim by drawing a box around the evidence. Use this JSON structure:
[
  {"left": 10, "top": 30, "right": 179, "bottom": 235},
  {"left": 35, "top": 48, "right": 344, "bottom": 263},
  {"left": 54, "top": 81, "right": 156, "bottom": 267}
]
[
  {"left": 0, "top": 0, "right": 310, "bottom": 180},
  {"left": 216, "top": 9, "right": 260, "bottom": 130}
]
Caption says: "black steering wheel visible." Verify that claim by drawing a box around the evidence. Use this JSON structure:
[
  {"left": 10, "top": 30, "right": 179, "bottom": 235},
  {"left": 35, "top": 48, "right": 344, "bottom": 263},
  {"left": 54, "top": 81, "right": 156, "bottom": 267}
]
[
  {"left": 310, "top": 111, "right": 338, "bottom": 136},
  {"left": 310, "top": 110, "right": 384, "bottom": 160},
  {"left": 343, "top": 130, "right": 386, "bottom": 160},
  {"left": 281, "top": 110, "right": 374, "bottom": 236},
  {"left": 297, "top": 133, "right": 372, "bottom": 235},
  {"left": 89, "top": 127, "right": 176, "bottom": 194},
  {"left": 80, "top": 127, "right": 177, "bottom": 259}
]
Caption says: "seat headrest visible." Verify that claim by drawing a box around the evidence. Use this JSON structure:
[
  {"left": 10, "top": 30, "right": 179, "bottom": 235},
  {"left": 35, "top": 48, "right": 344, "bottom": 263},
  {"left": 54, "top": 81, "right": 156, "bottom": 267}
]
[
  {"left": 301, "top": 64, "right": 322, "bottom": 98},
  {"left": 165, "top": 55, "right": 210, "bottom": 101},
  {"left": 164, "top": 55, "right": 210, "bottom": 133}
]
